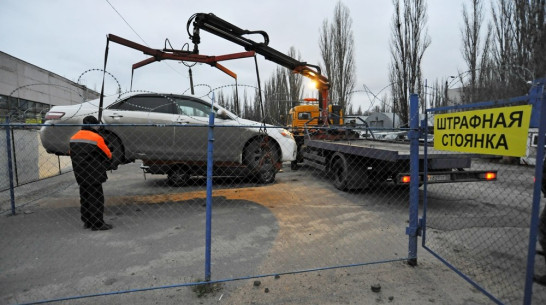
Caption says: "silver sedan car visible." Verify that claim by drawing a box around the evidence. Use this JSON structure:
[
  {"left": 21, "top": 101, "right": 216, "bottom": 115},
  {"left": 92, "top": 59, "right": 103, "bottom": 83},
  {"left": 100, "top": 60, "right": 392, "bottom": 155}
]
[{"left": 40, "top": 92, "right": 297, "bottom": 184}]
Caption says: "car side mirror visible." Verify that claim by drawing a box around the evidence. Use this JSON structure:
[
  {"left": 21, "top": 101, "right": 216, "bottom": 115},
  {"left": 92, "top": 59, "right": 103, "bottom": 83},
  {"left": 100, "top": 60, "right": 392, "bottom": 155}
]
[{"left": 218, "top": 110, "right": 231, "bottom": 120}]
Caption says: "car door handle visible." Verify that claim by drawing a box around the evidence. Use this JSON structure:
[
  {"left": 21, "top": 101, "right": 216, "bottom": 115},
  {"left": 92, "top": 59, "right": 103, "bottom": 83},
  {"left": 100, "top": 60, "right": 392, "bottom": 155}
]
[
  {"left": 109, "top": 113, "right": 123, "bottom": 119},
  {"left": 176, "top": 120, "right": 190, "bottom": 124}
]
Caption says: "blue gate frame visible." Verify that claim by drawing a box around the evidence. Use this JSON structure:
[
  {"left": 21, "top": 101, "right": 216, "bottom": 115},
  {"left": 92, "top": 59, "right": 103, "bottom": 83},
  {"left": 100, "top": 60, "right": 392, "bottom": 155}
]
[{"left": 419, "top": 79, "right": 545, "bottom": 304}]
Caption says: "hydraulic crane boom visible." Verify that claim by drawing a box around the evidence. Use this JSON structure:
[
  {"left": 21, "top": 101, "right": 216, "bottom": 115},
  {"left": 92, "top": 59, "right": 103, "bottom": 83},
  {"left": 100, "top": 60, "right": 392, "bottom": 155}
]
[{"left": 187, "top": 13, "right": 331, "bottom": 124}]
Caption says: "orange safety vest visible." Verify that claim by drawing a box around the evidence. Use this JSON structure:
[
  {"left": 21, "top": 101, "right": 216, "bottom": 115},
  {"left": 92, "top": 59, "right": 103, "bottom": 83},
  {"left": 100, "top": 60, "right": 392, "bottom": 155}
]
[{"left": 70, "top": 130, "right": 112, "bottom": 159}]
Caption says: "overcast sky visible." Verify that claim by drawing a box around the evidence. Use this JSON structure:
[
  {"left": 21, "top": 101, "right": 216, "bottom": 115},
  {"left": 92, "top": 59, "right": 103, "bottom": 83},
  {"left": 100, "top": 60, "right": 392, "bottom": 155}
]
[{"left": 2, "top": 0, "right": 475, "bottom": 111}]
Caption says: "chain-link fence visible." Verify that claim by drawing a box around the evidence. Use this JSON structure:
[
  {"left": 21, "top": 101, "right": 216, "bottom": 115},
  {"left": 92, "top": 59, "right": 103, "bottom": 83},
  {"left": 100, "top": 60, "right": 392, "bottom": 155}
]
[
  {"left": 1, "top": 88, "right": 545, "bottom": 304},
  {"left": 0, "top": 127, "right": 72, "bottom": 190},
  {"left": 422, "top": 81, "right": 546, "bottom": 305},
  {"left": 1, "top": 111, "right": 417, "bottom": 304}
]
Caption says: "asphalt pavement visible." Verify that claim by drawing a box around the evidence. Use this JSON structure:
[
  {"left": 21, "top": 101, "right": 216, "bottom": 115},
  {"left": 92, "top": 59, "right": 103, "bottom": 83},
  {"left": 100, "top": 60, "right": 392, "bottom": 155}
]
[{"left": 1, "top": 162, "right": 543, "bottom": 304}]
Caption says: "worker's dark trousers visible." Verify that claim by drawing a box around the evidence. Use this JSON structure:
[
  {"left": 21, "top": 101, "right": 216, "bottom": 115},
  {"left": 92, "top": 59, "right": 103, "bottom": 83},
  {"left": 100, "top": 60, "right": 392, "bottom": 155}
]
[{"left": 79, "top": 183, "right": 105, "bottom": 227}]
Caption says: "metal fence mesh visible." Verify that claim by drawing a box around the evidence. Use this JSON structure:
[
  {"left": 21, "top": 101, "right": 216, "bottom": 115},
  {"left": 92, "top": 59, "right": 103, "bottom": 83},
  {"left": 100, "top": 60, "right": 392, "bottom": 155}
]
[
  {"left": 423, "top": 99, "right": 546, "bottom": 304},
  {"left": 3, "top": 99, "right": 545, "bottom": 304},
  {"left": 1, "top": 123, "right": 416, "bottom": 304}
]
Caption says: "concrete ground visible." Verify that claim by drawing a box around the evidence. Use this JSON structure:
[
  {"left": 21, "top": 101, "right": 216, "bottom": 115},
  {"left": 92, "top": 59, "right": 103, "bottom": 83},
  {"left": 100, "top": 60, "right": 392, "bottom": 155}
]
[{"left": 1, "top": 162, "right": 545, "bottom": 305}]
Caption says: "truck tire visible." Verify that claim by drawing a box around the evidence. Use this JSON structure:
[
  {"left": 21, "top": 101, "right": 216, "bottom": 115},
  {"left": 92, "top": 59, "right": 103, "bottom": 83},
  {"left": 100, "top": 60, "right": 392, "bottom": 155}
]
[
  {"left": 330, "top": 153, "right": 369, "bottom": 191},
  {"left": 332, "top": 157, "right": 349, "bottom": 191}
]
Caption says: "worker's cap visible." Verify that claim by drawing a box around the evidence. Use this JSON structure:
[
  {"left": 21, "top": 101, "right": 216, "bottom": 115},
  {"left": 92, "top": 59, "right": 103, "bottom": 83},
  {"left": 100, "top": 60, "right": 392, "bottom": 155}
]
[{"left": 83, "top": 116, "right": 99, "bottom": 124}]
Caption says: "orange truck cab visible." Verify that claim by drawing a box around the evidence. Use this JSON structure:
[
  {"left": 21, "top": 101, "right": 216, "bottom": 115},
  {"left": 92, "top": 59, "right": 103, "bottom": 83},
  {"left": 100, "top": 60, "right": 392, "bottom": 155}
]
[{"left": 287, "top": 103, "right": 343, "bottom": 136}]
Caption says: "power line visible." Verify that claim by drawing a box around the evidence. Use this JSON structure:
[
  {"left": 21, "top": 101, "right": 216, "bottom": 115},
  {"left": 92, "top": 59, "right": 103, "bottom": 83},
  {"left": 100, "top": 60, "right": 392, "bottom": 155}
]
[
  {"left": 105, "top": 0, "right": 149, "bottom": 46},
  {"left": 104, "top": 0, "right": 186, "bottom": 82}
]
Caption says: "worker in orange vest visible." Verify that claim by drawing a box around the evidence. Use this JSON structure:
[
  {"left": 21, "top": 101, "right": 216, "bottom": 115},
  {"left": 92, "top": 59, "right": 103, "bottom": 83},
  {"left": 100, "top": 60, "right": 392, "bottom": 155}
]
[{"left": 69, "top": 116, "right": 113, "bottom": 231}]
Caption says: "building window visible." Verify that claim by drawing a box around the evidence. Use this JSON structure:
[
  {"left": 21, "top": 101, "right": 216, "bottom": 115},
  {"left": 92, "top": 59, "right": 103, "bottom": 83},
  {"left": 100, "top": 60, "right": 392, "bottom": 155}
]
[{"left": 0, "top": 94, "right": 51, "bottom": 123}]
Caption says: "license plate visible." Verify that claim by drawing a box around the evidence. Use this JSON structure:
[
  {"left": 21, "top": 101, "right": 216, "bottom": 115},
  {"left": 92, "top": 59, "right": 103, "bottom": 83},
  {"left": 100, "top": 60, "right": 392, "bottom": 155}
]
[{"left": 427, "top": 174, "right": 451, "bottom": 182}]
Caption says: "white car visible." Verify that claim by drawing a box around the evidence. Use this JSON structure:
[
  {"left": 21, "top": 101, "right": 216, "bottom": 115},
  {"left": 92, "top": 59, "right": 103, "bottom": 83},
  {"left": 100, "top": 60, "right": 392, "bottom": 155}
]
[{"left": 40, "top": 92, "right": 297, "bottom": 184}]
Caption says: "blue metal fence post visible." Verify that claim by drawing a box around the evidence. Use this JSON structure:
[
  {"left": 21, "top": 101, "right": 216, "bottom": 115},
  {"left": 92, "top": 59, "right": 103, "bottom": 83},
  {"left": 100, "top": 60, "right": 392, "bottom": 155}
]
[
  {"left": 406, "top": 93, "right": 420, "bottom": 266},
  {"left": 205, "top": 93, "right": 215, "bottom": 282},
  {"left": 4, "top": 117, "right": 16, "bottom": 215},
  {"left": 421, "top": 111, "right": 429, "bottom": 247},
  {"left": 523, "top": 79, "right": 545, "bottom": 305}
]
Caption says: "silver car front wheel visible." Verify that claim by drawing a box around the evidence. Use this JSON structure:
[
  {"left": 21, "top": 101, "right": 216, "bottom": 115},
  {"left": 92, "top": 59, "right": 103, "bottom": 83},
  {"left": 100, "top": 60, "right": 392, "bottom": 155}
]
[{"left": 243, "top": 137, "right": 279, "bottom": 184}]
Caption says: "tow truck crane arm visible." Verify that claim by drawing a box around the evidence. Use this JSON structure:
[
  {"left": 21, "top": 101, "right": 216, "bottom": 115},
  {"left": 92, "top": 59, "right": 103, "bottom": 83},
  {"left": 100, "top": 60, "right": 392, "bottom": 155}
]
[{"left": 187, "top": 13, "right": 331, "bottom": 124}]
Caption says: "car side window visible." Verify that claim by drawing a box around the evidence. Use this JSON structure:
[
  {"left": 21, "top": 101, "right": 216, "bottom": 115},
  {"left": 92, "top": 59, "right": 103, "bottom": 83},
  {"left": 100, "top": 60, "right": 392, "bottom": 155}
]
[
  {"left": 176, "top": 98, "right": 213, "bottom": 118},
  {"left": 109, "top": 96, "right": 177, "bottom": 114}
]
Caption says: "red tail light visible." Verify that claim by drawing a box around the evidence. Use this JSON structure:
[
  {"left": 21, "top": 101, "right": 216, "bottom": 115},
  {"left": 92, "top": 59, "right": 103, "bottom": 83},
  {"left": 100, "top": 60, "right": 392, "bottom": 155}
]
[
  {"left": 401, "top": 176, "right": 411, "bottom": 183},
  {"left": 484, "top": 172, "right": 497, "bottom": 180}
]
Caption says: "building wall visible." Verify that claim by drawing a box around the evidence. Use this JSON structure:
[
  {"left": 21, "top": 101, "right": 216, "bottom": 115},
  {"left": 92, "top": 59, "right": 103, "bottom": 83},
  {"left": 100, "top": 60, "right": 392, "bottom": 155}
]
[
  {"left": 365, "top": 112, "right": 400, "bottom": 129},
  {"left": 0, "top": 51, "right": 99, "bottom": 122}
]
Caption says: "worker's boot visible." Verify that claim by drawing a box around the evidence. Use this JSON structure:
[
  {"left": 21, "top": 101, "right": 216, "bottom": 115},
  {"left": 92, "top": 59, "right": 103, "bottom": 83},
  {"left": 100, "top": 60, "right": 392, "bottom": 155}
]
[
  {"left": 534, "top": 274, "right": 546, "bottom": 286},
  {"left": 91, "top": 223, "right": 113, "bottom": 231}
]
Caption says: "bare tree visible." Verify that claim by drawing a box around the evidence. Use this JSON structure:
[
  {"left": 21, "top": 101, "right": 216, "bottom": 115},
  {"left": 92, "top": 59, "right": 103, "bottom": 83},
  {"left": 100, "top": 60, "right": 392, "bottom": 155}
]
[
  {"left": 241, "top": 89, "right": 259, "bottom": 121},
  {"left": 319, "top": 1, "right": 356, "bottom": 112},
  {"left": 286, "top": 47, "right": 304, "bottom": 110},
  {"left": 490, "top": 1, "right": 517, "bottom": 97},
  {"left": 263, "top": 67, "right": 288, "bottom": 125},
  {"left": 530, "top": 0, "right": 546, "bottom": 79},
  {"left": 430, "top": 79, "right": 447, "bottom": 108},
  {"left": 216, "top": 90, "right": 226, "bottom": 109},
  {"left": 215, "top": 86, "right": 252, "bottom": 118},
  {"left": 262, "top": 47, "right": 305, "bottom": 125},
  {"left": 488, "top": 0, "right": 545, "bottom": 98},
  {"left": 512, "top": 0, "right": 545, "bottom": 79},
  {"left": 460, "top": 0, "right": 489, "bottom": 102},
  {"left": 355, "top": 105, "right": 363, "bottom": 115},
  {"left": 389, "top": 0, "right": 431, "bottom": 126},
  {"left": 381, "top": 93, "right": 389, "bottom": 113}
]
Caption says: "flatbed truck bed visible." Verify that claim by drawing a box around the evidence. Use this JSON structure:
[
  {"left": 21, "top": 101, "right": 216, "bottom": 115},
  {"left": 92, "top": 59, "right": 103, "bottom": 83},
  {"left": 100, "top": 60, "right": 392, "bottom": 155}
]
[{"left": 302, "top": 137, "right": 496, "bottom": 191}]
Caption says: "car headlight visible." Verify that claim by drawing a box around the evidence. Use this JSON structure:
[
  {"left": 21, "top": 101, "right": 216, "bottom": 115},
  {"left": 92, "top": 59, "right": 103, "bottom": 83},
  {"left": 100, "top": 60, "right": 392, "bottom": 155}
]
[{"left": 278, "top": 128, "right": 294, "bottom": 139}]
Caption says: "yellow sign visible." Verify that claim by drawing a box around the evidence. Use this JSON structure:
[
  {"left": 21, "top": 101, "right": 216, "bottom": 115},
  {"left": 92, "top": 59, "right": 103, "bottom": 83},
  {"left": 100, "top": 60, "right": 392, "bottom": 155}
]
[{"left": 434, "top": 105, "right": 532, "bottom": 157}]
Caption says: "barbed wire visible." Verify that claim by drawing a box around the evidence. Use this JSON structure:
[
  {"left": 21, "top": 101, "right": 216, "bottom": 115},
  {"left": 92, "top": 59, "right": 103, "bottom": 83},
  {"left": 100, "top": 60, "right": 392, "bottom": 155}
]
[
  {"left": 6, "top": 84, "right": 89, "bottom": 121},
  {"left": 9, "top": 84, "right": 85, "bottom": 101},
  {"left": 77, "top": 68, "right": 122, "bottom": 99}
]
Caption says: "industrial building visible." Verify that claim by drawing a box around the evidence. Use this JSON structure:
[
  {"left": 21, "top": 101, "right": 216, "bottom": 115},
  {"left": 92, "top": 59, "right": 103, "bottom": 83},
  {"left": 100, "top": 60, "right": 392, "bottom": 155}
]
[{"left": 0, "top": 51, "right": 99, "bottom": 122}]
